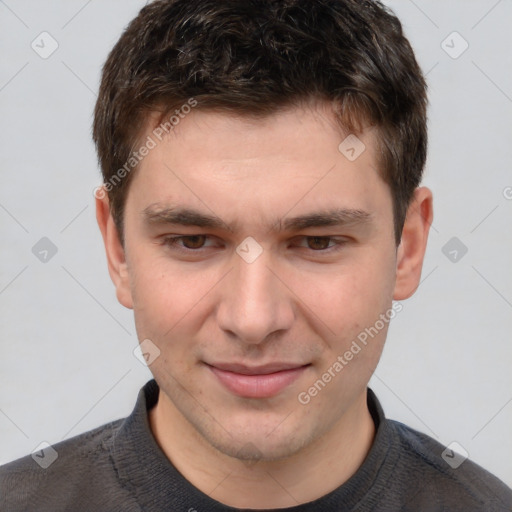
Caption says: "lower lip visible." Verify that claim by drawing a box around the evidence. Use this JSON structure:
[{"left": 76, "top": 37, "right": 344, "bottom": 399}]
[{"left": 208, "top": 365, "right": 308, "bottom": 398}]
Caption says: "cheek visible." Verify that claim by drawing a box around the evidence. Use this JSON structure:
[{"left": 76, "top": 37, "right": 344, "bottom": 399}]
[
  {"left": 128, "top": 248, "right": 184, "bottom": 332},
  {"left": 301, "top": 251, "right": 396, "bottom": 349},
  {"left": 128, "top": 250, "right": 220, "bottom": 341}
]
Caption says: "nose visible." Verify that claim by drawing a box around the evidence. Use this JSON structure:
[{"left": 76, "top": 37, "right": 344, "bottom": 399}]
[{"left": 216, "top": 246, "right": 295, "bottom": 345}]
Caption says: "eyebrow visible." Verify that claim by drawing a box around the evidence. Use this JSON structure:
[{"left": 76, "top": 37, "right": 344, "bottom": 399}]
[{"left": 142, "top": 204, "right": 374, "bottom": 233}]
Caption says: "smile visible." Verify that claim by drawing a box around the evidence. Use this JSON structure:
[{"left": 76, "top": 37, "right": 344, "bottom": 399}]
[{"left": 206, "top": 363, "right": 310, "bottom": 398}]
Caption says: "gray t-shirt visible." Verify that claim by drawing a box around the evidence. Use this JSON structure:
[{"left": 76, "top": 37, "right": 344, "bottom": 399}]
[{"left": 1, "top": 379, "right": 511, "bottom": 511}]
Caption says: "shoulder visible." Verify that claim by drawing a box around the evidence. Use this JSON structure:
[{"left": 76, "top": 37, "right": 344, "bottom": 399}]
[
  {"left": 384, "top": 418, "right": 512, "bottom": 511},
  {"left": 0, "top": 418, "right": 138, "bottom": 511}
]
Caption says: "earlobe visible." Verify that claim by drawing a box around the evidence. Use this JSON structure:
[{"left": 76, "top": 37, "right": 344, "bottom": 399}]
[
  {"left": 393, "top": 187, "right": 433, "bottom": 300},
  {"left": 95, "top": 188, "right": 134, "bottom": 309}
]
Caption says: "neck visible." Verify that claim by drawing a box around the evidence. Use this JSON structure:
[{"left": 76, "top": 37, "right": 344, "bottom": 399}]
[{"left": 149, "top": 390, "right": 375, "bottom": 509}]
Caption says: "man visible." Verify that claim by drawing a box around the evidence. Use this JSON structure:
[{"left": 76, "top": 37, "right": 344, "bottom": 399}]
[{"left": 1, "top": 0, "right": 511, "bottom": 510}]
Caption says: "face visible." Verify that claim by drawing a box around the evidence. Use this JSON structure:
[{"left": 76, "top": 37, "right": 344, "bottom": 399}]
[{"left": 106, "top": 102, "right": 403, "bottom": 461}]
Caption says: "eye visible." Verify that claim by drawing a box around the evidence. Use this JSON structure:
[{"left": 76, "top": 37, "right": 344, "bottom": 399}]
[
  {"left": 305, "top": 237, "right": 332, "bottom": 250},
  {"left": 296, "top": 236, "right": 347, "bottom": 252},
  {"left": 161, "top": 235, "right": 347, "bottom": 255},
  {"left": 162, "top": 235, "right": 213, "bottom": 251}
]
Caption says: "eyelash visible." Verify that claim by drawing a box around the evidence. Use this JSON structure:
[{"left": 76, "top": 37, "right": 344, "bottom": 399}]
[{"left": 161, "top": 235, "right": 348, "bottom": 255}]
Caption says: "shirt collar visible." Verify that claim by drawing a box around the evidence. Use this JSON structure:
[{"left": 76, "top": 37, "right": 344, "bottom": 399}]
[{"left": 108, "top": 379, "right": 398, "bottom": 511}]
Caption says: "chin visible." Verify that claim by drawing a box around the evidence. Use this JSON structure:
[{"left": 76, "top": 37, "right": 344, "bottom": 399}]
[
  {"left": 210, "top": 432, "right": 309, "bottom": 463},
  {"left": 195, "top": 410, "right": 316, "bottom": 463}
]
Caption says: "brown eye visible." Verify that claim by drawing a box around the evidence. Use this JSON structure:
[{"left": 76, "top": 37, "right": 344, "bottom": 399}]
[
  {"left": 306, "top": 237, "right": 332, "bottom": 250},
  {"left": 163, "top": 235, "right": 210, "bottom": 251},
  {"left": 180, "top": 235, "right": 207, "bottom": 249}
]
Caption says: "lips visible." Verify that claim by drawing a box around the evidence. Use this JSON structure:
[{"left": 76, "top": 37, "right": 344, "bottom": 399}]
[{"left": 206, "top": 362, "right": 310, "bottom": 398}]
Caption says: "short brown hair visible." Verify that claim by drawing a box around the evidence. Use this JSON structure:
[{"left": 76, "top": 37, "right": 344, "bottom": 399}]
[{"left": 93, "top": 0, "right": 427, "bottom": 246}]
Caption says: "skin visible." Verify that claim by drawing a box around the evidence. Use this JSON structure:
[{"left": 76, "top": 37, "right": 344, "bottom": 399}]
[{"left": 97, "top": 100, "right": 433, "bottom": 509}]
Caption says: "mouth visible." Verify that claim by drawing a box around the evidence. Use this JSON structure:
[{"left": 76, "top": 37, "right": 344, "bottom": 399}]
[{"left": 205, "top": 362, "right": 311, "bottom": 399}]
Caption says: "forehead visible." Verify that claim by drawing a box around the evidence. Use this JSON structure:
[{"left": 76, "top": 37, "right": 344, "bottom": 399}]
[
  {"left": 125, "top": 103, "right": 390, "bottom": 233},
  {"left": 136, "top": 100, "right": 377, "bottom": 169}
]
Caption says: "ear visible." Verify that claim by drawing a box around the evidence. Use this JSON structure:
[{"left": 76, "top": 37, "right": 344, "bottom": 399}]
[
  {"left": 95, "top": 187, "right": 133, "bottom": 309},
  {"left": 393, "top": 186, "right": 433, "bottom": 300}
]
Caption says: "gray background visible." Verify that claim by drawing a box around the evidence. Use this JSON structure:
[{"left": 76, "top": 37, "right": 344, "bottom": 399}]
[{"left": 1, "top": 0, "right": 511, "bottom": 488}]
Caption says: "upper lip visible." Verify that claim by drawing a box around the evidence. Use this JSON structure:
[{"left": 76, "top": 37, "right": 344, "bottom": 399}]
[{"left": 207, "top": 362, "right": 310, "bottom": 375}]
